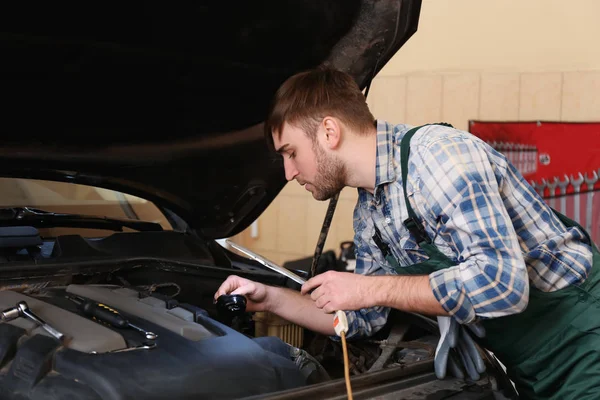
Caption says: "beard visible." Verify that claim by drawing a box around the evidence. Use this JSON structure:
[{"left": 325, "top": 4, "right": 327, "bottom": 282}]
[{"left": 310, "top": 142, "right": 347, "bottom": 201}]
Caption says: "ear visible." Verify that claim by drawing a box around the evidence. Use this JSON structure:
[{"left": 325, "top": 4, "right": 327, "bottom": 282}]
[{"left": 322, "top": 117, "right": 342, "bottom": 149}]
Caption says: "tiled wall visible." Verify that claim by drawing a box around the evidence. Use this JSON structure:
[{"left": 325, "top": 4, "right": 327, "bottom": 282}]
[
  {"left": 232, "top": 70, "right": 600, "bottom": 265},
  {"left": 369, "top": 71, "right": 600, "bottom": 131}
]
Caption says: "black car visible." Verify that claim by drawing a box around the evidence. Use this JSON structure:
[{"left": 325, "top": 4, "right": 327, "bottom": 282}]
[{"left": 0, "top": 2, "right": 518, "bottom": 399}]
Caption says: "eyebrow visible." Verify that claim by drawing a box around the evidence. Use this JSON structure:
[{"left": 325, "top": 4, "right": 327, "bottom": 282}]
[{"left": 275, "top": 143, "right": 290, "bottom": 154}]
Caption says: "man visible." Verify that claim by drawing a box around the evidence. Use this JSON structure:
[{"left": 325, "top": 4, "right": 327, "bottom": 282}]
[{"left": 215, "top": 67, "right": 599, "bottom": 399}]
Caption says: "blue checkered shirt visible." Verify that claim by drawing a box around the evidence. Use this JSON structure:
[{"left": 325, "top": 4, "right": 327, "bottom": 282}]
[{"left": 342, "top": 120, "right": 593, "bottom": 339}]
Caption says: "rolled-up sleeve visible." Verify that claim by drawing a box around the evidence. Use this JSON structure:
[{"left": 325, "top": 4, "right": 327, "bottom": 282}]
[{"left": 414, "top": 134, "right": 530, "bottom": 324}]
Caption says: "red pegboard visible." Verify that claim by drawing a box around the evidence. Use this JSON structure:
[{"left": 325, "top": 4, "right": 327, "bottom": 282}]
[
  {"left": 469, "top": 121, "right": 600, "bottom": 184},
  {"left": 469, "top": 120, "right": 600, "bottom": 245}
]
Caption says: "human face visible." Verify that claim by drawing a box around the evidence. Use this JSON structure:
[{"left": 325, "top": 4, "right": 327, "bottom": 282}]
[{"left": 273, "top": 122, "right": 346, "bottom": 201}]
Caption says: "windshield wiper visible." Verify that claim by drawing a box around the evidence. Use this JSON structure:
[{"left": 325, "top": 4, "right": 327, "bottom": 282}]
[{"left": 0, "top": 207, "right": 163, "bottom": 232}]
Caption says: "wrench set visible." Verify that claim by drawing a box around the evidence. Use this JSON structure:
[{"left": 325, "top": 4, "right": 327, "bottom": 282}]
[
  {"left": 529, "top": 169, "right": 600, "bottom": 245},
  {"left": 489, "top": 141, "right": 538, "bottom": 175}
]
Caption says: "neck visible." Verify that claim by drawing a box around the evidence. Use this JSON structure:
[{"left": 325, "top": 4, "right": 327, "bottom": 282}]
[{"left": 342, "top": 126, "right": 378, "bottom": 193}]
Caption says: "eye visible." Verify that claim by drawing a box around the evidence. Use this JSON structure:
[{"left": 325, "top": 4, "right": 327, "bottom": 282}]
[{"left": 288, "top": 151, "right": 295, "bottom": 159}]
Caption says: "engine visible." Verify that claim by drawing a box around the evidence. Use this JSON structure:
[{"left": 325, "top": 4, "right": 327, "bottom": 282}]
[{"left": 0, "top": 284, "right": 308, "bottom": 400}]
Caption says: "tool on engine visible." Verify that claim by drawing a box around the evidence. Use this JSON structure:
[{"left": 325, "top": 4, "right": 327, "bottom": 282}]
[
  {"left": 0, "top": 301, "right": 65, "bottom": 341},
  {"left": 66, "top": 294, "right": 157, "bottom": 341},
  {"left": 90, "top": 342, "right": 157, "bottom": 355}
]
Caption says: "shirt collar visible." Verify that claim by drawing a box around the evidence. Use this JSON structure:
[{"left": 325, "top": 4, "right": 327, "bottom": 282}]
[
  {"left": 357, "top": 120, "right": 398, "bottom": 209},
  {"left": 374, "top": 119, "right": 397, "bottom": 189}
]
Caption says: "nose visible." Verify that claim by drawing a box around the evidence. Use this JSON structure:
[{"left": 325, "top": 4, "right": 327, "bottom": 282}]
[{"left": 283, "top": 158, "right": 299, "bottom": 181}]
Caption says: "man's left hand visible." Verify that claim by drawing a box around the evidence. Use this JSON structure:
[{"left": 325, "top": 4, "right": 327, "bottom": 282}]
[{"left": 301, "top": 271, "right": 376, "bottom": 313}]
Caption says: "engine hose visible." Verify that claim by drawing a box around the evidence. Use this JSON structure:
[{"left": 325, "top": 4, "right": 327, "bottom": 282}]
[{"left": 309, "top": 192, "right": 340, "bottom": 279}]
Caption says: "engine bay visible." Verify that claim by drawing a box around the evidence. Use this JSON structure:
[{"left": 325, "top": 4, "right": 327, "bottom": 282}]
[
  {"left": 0, "top": 230, "right": 515, "bottom": 399},
  {"left": 0, "top": 282, "right": 311, "bottom": 400}
]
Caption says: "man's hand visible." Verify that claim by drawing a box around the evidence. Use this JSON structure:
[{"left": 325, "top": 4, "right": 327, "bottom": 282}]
[
  {"left": 301, "top": 271, "right": 376, "bottom": 313},
  {"left": 214, "top": 275, "right": 270, "bottom": 312},
  {"left": 215, "top": 274, "right": 337, "bottom": 336}
]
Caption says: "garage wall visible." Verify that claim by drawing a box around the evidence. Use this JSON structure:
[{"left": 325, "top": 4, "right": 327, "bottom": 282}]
[{"left": 232, "top": 0, "right": 600, "bottom": 265}]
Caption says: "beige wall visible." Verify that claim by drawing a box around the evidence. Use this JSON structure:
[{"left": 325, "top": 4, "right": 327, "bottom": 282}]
[
  {"left": 233, "top": 0, "right": 600, "bottom": 265},
  {"left": 381, "top": 0, "right": 600, "bottom": 75}
]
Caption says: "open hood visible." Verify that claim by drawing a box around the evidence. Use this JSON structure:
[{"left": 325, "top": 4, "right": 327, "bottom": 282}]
[{"left": 0, "top": 1, "right": 422, "bottom": 238}]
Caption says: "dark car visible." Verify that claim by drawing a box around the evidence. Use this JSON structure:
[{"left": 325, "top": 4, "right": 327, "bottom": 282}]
[{"left": 0, "top": 2, "right": 518, "bottom": 399}]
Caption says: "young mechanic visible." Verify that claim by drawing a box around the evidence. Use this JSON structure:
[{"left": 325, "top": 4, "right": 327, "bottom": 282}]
[{"left": 215, "top": 67, "right": 599, "bottom": 399}]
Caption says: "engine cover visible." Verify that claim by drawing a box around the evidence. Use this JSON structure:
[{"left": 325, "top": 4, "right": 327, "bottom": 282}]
[{"left": 0, "top": 285, "right": 306, "bottom": 400}]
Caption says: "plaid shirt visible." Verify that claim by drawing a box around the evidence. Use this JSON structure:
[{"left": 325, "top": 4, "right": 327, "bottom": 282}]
[{"left": 342, "top": 120, "right": 593, "bottom": 339}]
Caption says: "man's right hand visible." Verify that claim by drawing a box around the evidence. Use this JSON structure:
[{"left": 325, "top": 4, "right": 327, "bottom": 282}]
[
  {"left": 215, "top": 274, "right": 337, "bottom": 336},
  {"left": 214, "top": 275, "right": 270, "bottom": 312}
]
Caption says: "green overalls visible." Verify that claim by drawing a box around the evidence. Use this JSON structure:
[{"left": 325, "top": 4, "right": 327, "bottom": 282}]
[{"left": 373, "top": 124, "right": 600, "bottom": 399}]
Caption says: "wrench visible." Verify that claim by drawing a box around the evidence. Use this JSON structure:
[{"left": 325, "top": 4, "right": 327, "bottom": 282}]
[
  {"left": 90, "top": 342, "right": 157, "bottom": 355},
  {"left": 570, "top": 173, "right": 584, "bottom": 224},
  {"left": 1, "top": 301, "right": 65, "bottom": 341},
  {"left": 557, "top": 175, "right": 570, "bottom": 215},
  {"left": 539, "top": 179, "right": 549, "bottom": 200},
  {"left": 531, "top": 145, "right": 539, "bottom": 174},
  {"left": 546, "top": 177, "right": 559, "bottom": 211},
  {"left": 522, "top": 145, "right": 530, "bottom": 175},
  {"left": 531, "top": 180, "right": 543, "bottom": 197},
  {"left": 517, "top": 144, "right": 525, "bottom": 174},
  {"left": 506, "top": 143, "right": 515, "bottom": 167},
  {"left": 584, "top": 171, "right": 599, "bottom": 234}
]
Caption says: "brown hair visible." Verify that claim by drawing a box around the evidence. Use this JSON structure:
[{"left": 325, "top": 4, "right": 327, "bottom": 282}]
[{"left": 264, "top": 66, "right": 375, "bottom": 151}]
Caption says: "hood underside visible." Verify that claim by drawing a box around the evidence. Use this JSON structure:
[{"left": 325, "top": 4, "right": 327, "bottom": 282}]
[{"left": 0, "top": 1, "right": 422, "bottom": 238}]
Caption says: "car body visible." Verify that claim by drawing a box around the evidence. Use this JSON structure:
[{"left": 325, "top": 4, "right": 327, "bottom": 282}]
[{"left": 0, "top": 2, "right": 518, "bottom": 399}]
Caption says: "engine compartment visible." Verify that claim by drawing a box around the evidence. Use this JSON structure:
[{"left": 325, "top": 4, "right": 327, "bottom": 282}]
[
  {"left": 0, "top": 230, "right": 517, "bottom": 399},
  {"left": 0, "top": 283, "right": 308, "bottom": 400}
]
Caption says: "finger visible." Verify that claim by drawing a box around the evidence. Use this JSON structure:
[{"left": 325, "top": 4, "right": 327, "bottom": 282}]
[
  {"left": 315, "top": 296, "right": 329, "bottom": 309},
  {"left": 231, "top": 283, "right": 255, "bottom": 297},
  {"left": 447, "top": 317, "right": 459, "bottom": 348},
  {"left": 434, "top": 337, "right": 450, "bottom": 379},
  {"left": 323, "top": 303, "right": 336, "bottom": 314},
  {"left": 466, "top": 322, "right": 486, "bottom": 338},
  {"left": 310, "top": 286, "right": 323, "bottom": 302},
  {"left": 460, "top": 329, "right": 486, "bottom": 374},
  {"left": 457, "top": 341, "right": 479, "bottom": 381},
  {"left": 214, "top": 275, "right": 241, "bottom": 299},
  {"left": 447, "top": 352, "right": 465, "bottom": 380},
  {"left": 301, "top": 275, "right": 325, "bottom": 295}
]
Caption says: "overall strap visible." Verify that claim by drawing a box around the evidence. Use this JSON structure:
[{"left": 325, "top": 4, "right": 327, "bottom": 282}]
[{"left": 399, "top": 123, "right": 453, "bottom": 246}]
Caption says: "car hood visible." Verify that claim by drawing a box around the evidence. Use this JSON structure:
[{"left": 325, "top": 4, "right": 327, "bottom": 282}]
[{"left": 0, "top": 1, "right": 421, "bottom": 239}]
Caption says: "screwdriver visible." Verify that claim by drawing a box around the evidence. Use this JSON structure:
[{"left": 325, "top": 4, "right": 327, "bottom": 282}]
[{"left": 66, "top": 295, "right": 157, "bottom": 341}]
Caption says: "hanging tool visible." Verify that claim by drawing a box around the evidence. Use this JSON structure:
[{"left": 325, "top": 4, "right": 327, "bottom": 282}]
[
  {"left": 547, "top": 177, "right": 559, "bottom": 211},
  {"left": 528, "top": 145, "right": 538, "bottom": 175},
  {"left": 517, "top": 144, "right": 525, "bottom": 173},
  {"left": 531, "top": 180, "right": 544, "bottom": 197},
  {"left": 571, "top": 173, "right": 584, "bottom": 224},
  {"left": 558, "top": 175, "right": 570, "bottom": 215},
  {"left": 584, "top": 171, "right": 598, "bottom": 234},
  {"left": 66, "top": 295, "right": 157, "bottom": 341},
  {"left": 1, "top": 301, "right": 65, "bottom": 341}
]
